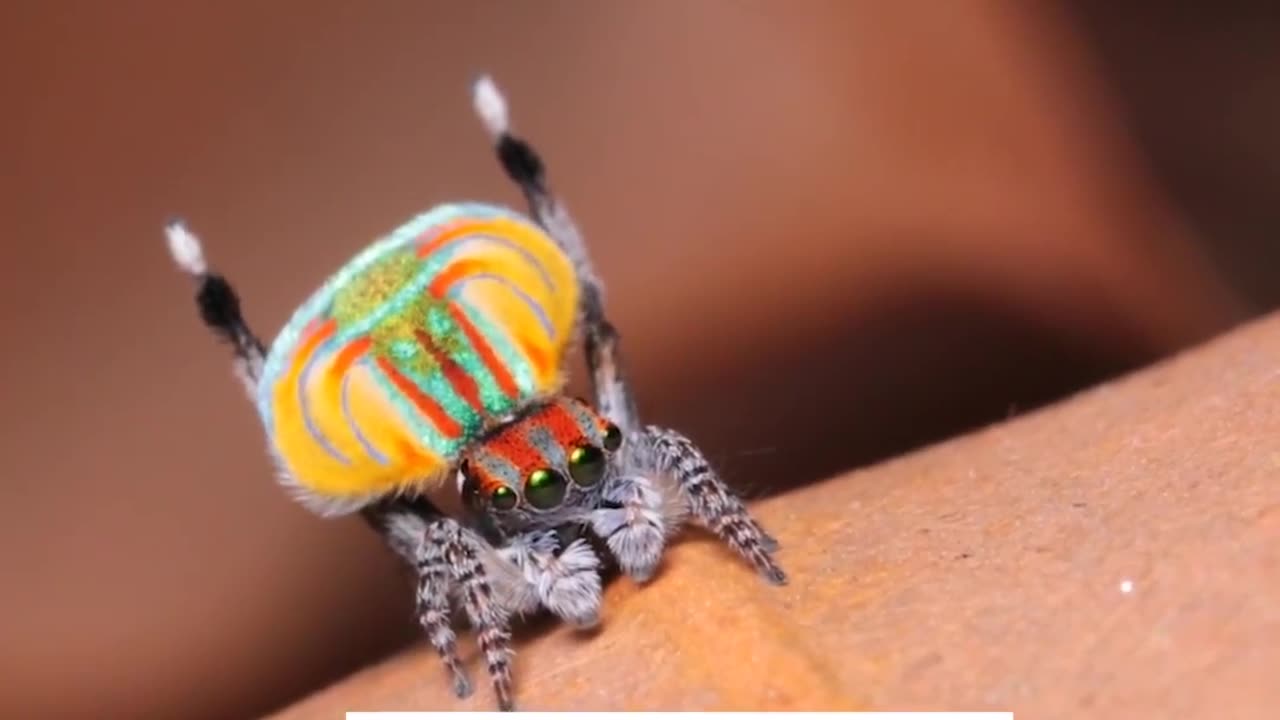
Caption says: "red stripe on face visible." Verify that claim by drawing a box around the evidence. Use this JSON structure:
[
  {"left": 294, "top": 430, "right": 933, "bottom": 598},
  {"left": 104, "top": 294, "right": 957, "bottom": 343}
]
[
  {"left": 374, "top": 356, "right": 463, "bottom": 439},
  {"left": 540, "top": 400, "right": 590, "bottom": 447},
  {"left": 482, "top": 419, "right": 551, "bottom": 476}
]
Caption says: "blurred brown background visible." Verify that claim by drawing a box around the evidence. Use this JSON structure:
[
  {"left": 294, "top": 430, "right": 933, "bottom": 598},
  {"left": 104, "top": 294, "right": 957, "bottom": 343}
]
[{"left": 2, "top": 2, "right": 1277, "bottom": 717}]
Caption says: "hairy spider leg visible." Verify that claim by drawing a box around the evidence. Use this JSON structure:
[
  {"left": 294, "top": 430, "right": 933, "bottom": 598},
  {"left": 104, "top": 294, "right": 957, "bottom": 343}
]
[{"left": 471, "top": 77, "right": 784, "bottom": 584}]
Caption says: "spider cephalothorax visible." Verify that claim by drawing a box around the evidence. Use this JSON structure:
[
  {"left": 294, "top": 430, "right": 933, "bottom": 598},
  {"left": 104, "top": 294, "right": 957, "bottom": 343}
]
[
  {"left": 166, "top": 74, "right": 785, "bottom": 711},
  {"left": 459, "top": 396, "right": 621, "bottom": 536}
]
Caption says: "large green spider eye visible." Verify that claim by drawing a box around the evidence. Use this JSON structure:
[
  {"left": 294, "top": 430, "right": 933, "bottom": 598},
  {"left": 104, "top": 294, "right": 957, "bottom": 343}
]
[
  {"left": 491, "top": 485, "right": 518, "bottom": 511},
  {"left": 524, "top": 468, "right": 567, "bottom": 510},
  {"left": 602, "top": 423, "right": 623, "bottom": 451},
  {"left": 568, "top": 445, "right": 606, "bottom": 487}
]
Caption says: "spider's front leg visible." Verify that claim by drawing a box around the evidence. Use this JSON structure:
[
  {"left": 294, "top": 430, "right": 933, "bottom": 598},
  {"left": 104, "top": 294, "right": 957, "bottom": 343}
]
[
  {"left": 599, "top": 427, "right": 788, "bottom": 586},
  {"left": 364, "top": 498, "right": 521, "bottom": 711}
]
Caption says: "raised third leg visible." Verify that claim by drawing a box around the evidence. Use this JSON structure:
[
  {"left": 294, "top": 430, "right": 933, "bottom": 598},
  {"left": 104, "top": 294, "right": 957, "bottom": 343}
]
[{"left": 470, "top": 74, "right": 638, "bottom": 432}]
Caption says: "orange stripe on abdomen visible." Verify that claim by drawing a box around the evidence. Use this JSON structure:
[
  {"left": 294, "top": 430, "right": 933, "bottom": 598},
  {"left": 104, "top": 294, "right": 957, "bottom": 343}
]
[
  {"left": 428, "top": 258, "right": 487, "bottom": 297},
  {"left": 374, "top": 356, "right": 463, "bottom": 439},
  {"left": 416, "top": 221, "right": 487, "bottom": 259},
  {"left": 414, "top": 329, "right": 486, "bottom": 417},
  {"left": 427, "top": 255, "right": 523, "bottom": 401},
  {"left": 295, "top": 318, "right": 338, "bottom": 367},
  {"left": 329, "top": 336, "right": 373, "bottom": 378},
  {"left": 448, "top": 305, "right": 520, "bottom": 400},
  {"left": 516, "top": 331, "right": 551, "bottom": 378}
]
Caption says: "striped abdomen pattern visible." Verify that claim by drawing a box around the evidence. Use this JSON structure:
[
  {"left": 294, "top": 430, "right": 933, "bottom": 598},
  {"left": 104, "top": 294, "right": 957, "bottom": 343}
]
[{"left": 256, "top": 203, "right": 580, "bottom": 512}]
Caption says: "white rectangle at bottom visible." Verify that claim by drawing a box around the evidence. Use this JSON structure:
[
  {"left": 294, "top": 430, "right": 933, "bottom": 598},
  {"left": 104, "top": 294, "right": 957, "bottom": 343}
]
[
  {"left": 348, "top": 714, "right": 1014, "bottom": 719},
  {"left": 350, "top": 707, "right": 1008, "bottom": 712}
]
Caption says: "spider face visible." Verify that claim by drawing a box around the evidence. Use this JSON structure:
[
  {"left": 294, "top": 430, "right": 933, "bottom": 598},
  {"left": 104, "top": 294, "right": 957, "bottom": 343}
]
[{"left": 458, "top": 396, "right": 623, "bottom": 535}]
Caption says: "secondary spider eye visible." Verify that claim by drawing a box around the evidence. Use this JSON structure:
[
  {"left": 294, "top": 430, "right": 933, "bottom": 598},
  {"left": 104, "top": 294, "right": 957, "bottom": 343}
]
[
  {"left": 461, "top": 474, "right": 482, "bottom": 511},
  {"left": 602, "top": 423, "right": 623, "bottom": 451},
  {"left": 491, "top": 486, "right": 518, "bottom": 511},
  {"left": 568, "top": 445, "right": 606, "bottom": 486},
  {"left": 524, "top": 468, "right": 567, "bottom": 509},
  {"left": 459, "top": 460, "right": 486, "bottom": 511}
]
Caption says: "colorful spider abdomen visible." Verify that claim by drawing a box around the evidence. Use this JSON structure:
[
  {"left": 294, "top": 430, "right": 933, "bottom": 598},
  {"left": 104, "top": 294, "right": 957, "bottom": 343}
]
[{"left": 256, "top": 202, "right": 580, "bottom": 513}]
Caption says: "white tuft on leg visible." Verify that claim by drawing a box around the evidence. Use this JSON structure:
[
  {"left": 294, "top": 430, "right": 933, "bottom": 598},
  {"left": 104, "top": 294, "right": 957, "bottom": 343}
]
[
  {"left": 165, "top": 220, "right": 207, "bottom": 276},
  {"left": 472, "top": 74, "right": 509, "bottom": 140}
]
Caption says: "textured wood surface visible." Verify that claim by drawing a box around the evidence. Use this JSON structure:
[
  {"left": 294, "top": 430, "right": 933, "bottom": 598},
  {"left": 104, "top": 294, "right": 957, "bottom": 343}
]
[{"left": 273, "top": 313, "right": 1280, "bottom": 718}]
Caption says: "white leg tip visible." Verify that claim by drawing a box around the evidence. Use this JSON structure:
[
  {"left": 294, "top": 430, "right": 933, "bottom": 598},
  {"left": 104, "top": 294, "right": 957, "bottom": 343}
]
[
  {"left": 165, "top": 219, "right": 207, "bottom": 275},
  {"left": 472, "top": 73, "right": 509, "bottom": 140}
]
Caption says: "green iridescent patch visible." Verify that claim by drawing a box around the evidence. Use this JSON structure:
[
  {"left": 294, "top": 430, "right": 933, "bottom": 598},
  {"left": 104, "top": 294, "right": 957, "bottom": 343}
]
[
  {"left": 330, "top": 249, "right": 469, "bottom": 376},
  {"left": 330, "top": 249, "right": 421, "bottom": 328}
]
